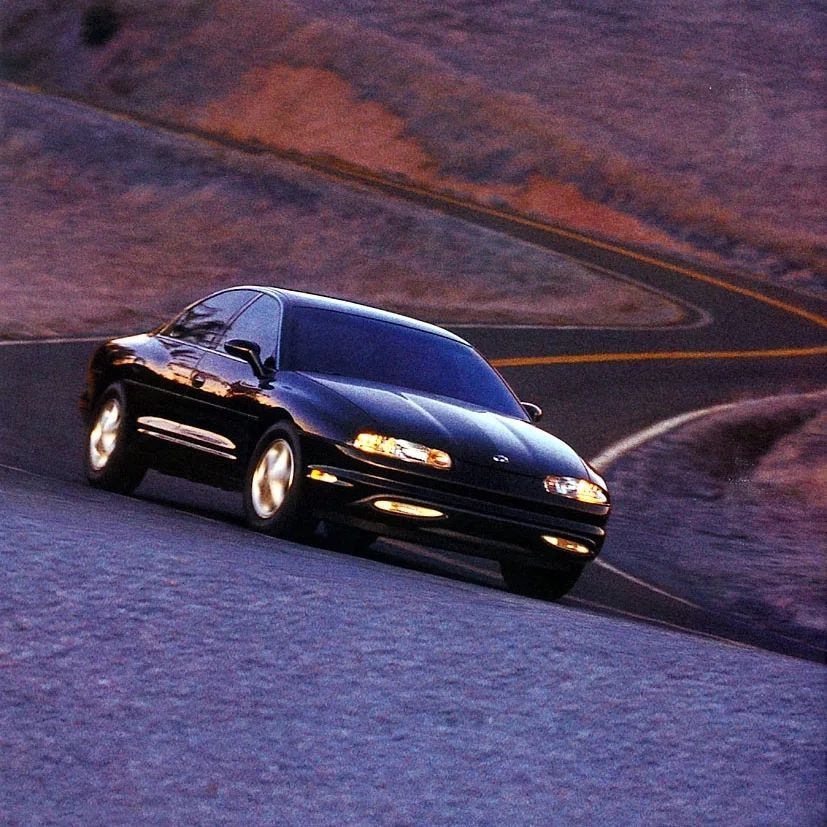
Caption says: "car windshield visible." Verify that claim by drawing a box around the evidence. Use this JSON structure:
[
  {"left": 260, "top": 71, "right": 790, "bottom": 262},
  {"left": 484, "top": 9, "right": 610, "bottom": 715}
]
[{"left": 281, "top": 306, "right": 527, "bottom": 418}]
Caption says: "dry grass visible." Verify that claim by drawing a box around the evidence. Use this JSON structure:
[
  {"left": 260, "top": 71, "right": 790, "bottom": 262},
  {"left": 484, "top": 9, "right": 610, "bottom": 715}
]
[
  {"left": 0, "top": 86, "right": 683, "bottom": 338},
  {"left": 1, "top": 0, "right": 824, "bottom": 292}
]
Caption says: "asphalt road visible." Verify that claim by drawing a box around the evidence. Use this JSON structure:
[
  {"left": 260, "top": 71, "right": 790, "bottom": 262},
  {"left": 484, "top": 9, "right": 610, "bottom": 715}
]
[
  {"left": 1, "top": 82, "right": 826, "bottom": 651},
  {"left": 2, "top": 83, "right": 825, "bottom": 825},
  {"left": 1, "top": 241, "right": 825, "bottom": 660},
  {"left": 4, "top": 462, "right": 822, "bottom": 826}
]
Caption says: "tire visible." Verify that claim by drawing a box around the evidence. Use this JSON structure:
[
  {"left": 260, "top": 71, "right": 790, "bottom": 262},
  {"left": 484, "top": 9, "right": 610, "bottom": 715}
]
[
  {"left": 500, "top": 561, "right": 584, "bottom": 601},
  {"left": 84, "top": 382, "right": 146, "bottom": 494},
  {"left": 243, "top": 422, "right": 315, "bottom": 539}
]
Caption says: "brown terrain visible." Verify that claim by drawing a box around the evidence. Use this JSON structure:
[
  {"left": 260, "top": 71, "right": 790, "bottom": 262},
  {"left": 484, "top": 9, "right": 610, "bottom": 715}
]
[{"left": 0, "top": 2, "right": 823, "bottom": 641}]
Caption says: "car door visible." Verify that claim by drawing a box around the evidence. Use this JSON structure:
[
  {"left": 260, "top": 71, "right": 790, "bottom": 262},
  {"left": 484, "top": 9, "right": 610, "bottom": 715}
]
[
  {"left": 132, "top": 289, "right": 259, "bottom": 459},
  {"left": 189, "top": 293, "right": 283, "bottom": 467}
]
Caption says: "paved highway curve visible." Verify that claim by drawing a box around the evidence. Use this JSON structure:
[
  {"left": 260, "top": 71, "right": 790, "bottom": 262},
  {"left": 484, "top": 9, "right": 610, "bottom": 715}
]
[
  {"left": 1, "top": 241, "right": 825, "bottom": 662},
  {"left": 1, "top": 92, "right": 825, "bottom": 658}
]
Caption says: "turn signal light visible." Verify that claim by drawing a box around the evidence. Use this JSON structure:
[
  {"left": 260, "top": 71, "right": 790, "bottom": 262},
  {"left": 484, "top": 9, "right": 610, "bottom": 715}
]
[{"left": 309, "top": 469, "right": 340, "bottom": 484}]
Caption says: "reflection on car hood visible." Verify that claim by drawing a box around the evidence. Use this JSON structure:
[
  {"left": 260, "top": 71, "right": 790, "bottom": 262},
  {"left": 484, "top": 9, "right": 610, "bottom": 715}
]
[{"left": 302, "top": 373, "right": 590, "bottom": 478}]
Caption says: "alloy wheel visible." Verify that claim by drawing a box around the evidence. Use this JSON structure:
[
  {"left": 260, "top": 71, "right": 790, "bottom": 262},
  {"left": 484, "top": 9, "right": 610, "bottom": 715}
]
[
  {"left": 251, "top": 439, "right": 295, "bottom": 519},
  {"left": 88, "top": 397, "right": 122, "bottom": 471}
]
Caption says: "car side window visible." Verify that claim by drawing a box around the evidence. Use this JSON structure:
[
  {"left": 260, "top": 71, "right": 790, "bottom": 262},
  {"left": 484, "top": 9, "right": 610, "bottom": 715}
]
[
  {"left": 218, "top": 295, "right": 281, "bottom": 365},
  {"left": 161, "top": 290, "right": 257, "bottom": 347}
]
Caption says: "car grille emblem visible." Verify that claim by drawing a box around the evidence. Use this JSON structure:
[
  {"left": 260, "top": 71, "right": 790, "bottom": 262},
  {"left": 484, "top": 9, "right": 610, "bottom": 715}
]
[{"left": 492, "top": 454, "right": 510, "bottom": 463}]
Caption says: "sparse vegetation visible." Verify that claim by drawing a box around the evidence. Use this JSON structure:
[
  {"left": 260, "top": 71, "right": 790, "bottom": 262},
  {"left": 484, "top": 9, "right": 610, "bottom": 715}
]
[
  {"left": 0, "top": 0, "right": 823, "bottom": 289},
  {"left": 0, "top": 86, "right": 683, "bottom": 338},
  {"left": 606, "top": 392, "right": 827, "bottom": 648},
  {"left": 81, "top": 3, "right": 119, "bottom": 47}
]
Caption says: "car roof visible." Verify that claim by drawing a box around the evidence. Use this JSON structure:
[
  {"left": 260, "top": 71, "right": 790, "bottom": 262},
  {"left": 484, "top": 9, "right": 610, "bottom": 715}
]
[{"left": 233, "top": 286, "right": 471, "bottom": 346}]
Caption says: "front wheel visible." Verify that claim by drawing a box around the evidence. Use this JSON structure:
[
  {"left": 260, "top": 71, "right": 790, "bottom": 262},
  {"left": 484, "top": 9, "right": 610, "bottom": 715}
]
[
  {"left": 500, "top": 561, "right": 584, "bottom": 601},
  {"left": 84, "top": 382, "right": 146, "bottom": 494},
  {"left": 243, "top": 423, "right": 315, "bottom": 539}
]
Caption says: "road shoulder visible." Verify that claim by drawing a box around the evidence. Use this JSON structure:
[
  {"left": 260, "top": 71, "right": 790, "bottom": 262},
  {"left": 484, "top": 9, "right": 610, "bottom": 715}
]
[{"left": 600, "top": 390, "right": 827, "bottom": 654}]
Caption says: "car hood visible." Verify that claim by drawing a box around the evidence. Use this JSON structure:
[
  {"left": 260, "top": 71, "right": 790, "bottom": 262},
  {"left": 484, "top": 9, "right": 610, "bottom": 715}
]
[{"left": 301, "top": 373, "right": 591, "bottom": 479}]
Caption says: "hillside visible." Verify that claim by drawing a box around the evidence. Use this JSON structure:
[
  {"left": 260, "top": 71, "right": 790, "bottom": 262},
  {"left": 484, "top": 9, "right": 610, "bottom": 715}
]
[
  {"left": 0, "top": 84, "right": 683, "bottom": 338},
  {"left": 1, "top": 0, "right": 824, "bottom": 294}
]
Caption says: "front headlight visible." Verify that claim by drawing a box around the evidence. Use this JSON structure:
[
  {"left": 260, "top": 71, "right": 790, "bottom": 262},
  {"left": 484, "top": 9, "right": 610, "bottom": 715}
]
[
  {"left": 544, "top": 475, "right": 608, "bottom": 505},
  {"left": 352, "top": 432, "right": 452, "bottom": 470}
]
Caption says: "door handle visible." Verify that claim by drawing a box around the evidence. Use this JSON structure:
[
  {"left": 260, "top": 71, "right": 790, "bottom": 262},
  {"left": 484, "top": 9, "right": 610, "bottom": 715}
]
[{"left": 191, "top": 372, "right": 206, "bottom": 388}]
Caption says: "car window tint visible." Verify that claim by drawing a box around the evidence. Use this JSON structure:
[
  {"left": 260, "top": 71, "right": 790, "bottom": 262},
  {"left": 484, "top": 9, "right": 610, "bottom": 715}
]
[
  {"left": 219, "top": 295, "right": 280, "bottom": 363},
  {"left": 282, "top": 307, "right": 526, "bottom": 417},
  {"left": 162, "top": 290, "right": 257, "bottom": 346}
]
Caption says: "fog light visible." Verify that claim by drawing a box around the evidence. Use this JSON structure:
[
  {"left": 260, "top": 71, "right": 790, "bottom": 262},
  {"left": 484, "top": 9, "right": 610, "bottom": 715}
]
[
  {"left": 542, "top": 535, "right": 591, "bottom": 555},
  {"left": 373, "top": 500, "right": 444, "bottom": 519}
]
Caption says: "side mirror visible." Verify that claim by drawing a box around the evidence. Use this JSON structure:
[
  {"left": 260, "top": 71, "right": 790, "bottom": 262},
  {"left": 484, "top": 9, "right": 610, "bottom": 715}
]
[
  {"left": 225, "top": 339, "right": 275, "bottom": 383},
  {"left": 522, "top": 401, "right": 543, "bottom": 422}
]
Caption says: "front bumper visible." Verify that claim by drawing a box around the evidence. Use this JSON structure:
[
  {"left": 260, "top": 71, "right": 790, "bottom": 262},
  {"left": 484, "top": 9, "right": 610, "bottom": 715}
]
[{"left": 303, "top": 459, "right": 609, "bottom": 570}]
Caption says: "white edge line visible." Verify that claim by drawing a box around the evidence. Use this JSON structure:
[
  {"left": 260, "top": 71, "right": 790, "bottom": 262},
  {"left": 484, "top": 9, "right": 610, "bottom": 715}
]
[
  {"left": 586, "top": 403, "right": 739, "bottom": 608},
  {"left": 589, "top": 559, "right": 704, "bottom": 609},
  {"left": 0, "top": 335, "right": 113, "bottom": 346},
  {"left": 1, "top": 306, "right": 710, "bottom": 346},
  {"left": 590, "top": 388, "right": 827, "bottom": 474},
  {"left": 566, "top": 596, "right": 752, "bottom": 650},
  {"left": 589, "top": 402, "right": 738, "bottom": 472},
  {"left": 0, "top": 461, "right": 39, "bottom": 477}
]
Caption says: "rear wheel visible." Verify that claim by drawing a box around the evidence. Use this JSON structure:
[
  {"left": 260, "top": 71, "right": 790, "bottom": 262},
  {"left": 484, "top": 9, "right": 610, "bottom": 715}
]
[
  {"left": 243, "top": 423, "right": 315, "bottom": 539},
  {"left": 500, "top": 561, "right": 584, "bottom": 601},
  {"left": 84, "top": 382, "right": 146, "bottom": 494}
]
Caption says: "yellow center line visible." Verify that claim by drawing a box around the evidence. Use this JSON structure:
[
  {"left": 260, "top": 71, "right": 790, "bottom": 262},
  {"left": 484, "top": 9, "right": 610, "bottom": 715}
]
[
  {"left": 352, "top": 166, "right": 827, "bottom": 330},
  {"left": 505, "top": 218, "right": 827, "bottom": 329},
  {"left": 12, "top": 82, "right": 827, "bottom": 331},
  {"left": 492, "top": 345, "right": 827, "bottom": 368}
]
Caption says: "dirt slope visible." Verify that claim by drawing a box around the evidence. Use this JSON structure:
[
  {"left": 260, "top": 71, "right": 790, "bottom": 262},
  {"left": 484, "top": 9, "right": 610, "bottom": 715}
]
[{"left": 2, "top": 0, "right": 824, "bottom": 290}]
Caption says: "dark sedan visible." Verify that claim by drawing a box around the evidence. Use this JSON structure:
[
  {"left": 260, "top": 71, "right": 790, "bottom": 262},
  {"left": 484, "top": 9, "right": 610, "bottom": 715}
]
[{"left": 80, "top": 287, "right": 610, "bottom": 599}]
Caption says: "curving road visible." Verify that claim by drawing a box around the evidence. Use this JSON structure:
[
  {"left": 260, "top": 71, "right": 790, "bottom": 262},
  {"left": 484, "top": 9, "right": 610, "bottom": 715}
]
[
  {"left": 2, "top": 222, "right": 825, "bottom": 661},
  {"left": 0, "top": 83, "right": 825, "bottom": 657},
  {"left": 2, "top": 83, "right": 826, "bottom": 825}
]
